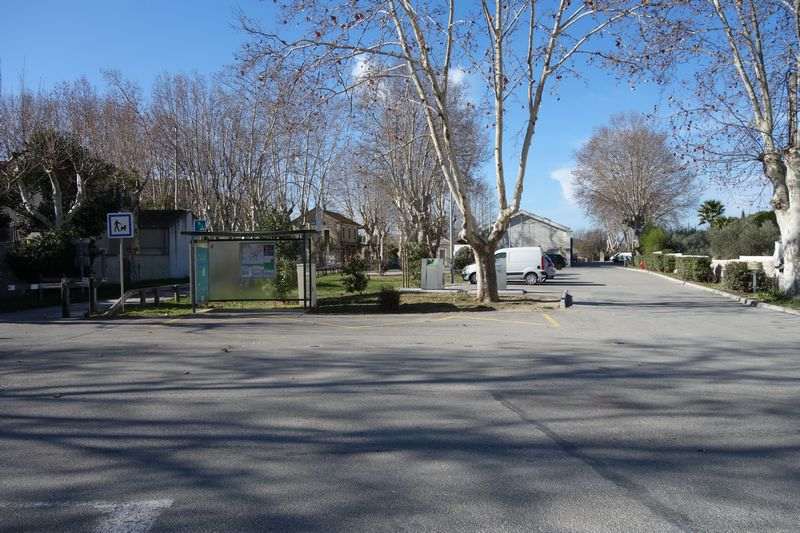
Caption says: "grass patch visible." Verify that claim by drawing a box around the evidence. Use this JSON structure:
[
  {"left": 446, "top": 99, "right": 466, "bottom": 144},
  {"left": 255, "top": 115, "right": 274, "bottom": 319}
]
[
  {"left": 113, "top": 273, "right": 558, "bottom": 317},
  {"left": 316, "top": 291, "right": 491, "bottom": 314},
  {"left": 115, "top": 301, "right": 196, "bottom": 318},
  {"left": 751, "top": 292, "right": 800, "bottom": 309},
  {"left": 316, "top": 291, "right": 557, "bottom": 314},
  {"left": 316, "top": 273, "right": 403, "bottom": 298}
]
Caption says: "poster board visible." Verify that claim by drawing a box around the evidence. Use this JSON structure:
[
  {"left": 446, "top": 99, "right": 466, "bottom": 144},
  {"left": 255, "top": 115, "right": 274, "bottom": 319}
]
[
  {"left": 240, "top": 243, "right": 276, "bottom": 279},
  {"left": 194, "top": 243, "right": 209, "bottom": 304}
]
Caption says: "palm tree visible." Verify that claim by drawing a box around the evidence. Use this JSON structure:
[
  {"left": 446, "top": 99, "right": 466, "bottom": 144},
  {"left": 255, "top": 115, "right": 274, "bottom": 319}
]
[{"left": 698, "top": 200, "right": 725, "bottom": 228}]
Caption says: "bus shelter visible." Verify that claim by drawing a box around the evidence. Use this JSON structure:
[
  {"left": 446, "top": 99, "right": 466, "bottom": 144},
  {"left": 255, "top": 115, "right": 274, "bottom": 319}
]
[{"left": 183, "top": 229, "right": 318, "bottom": 312}]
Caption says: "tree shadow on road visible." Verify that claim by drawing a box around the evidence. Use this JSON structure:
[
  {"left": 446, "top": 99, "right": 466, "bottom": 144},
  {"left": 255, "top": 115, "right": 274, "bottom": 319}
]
[{"left": 1, "top": 326, "right": 800, "bottom": 531}]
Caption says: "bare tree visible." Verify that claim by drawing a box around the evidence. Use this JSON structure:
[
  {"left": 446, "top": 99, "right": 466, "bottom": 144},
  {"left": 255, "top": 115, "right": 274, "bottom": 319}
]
[
  {"left": 240, "top": 0, "right": 645, "bottom": 301},
  {"left": 572, "top": 113, "right": 696, "bottom": 246},
  {"left": 349, "top": 72, "right": 485, "bottom": 264},
  {"left": 573, "top": 228, "right": 608, "bottom": 261},
  {"left": 634, "top": 0, "right": 800, "bottom": 294}
]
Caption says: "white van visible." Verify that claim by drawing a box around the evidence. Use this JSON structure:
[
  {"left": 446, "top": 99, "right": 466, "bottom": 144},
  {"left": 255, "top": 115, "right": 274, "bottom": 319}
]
[{"left": 462, "top": 247, "right": 553, "bottom": 285}]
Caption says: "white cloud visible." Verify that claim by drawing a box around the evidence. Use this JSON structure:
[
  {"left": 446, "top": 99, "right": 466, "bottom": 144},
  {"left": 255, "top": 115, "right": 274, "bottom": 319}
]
[
  {"left": 351, "top": 55, "right": 370, "bottom": 81},
  {"left": 549, "top": 166, "right": 578, "bottom": 206},
  {"left": 449, "top": 67, "right": 467, "bottom": 85}
]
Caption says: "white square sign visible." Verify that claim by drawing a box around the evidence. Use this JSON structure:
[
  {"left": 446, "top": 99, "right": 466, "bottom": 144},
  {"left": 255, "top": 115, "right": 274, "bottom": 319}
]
[{"left": 107, "top": 212, "right": 134, "bottom": 238}]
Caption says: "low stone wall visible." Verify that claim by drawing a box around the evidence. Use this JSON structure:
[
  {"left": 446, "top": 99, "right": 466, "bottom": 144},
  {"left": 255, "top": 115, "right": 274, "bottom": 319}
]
[{"left": 711, "top": 256, "right": 777, "bottom": 278}]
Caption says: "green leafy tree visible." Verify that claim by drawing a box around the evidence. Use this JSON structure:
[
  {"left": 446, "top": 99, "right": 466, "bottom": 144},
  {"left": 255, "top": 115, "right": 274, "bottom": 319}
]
[
  {"left": 453, "top": 246, "right": 474, "bottom": 271},
  {"left": 640, "top": 226, "right": 670, "bottom": 253},
  {"left": 709, "top": 219, "right": 780, "bottom": 259},
  {"left": 697, "top": 200, "right": 726, "bottom": 228},
  {"left": 5, "top": 230, "right": 79, "bottom": 282},
  {"left": 670, "top": 228, "right": 710, "bottom": 256},
  {"left": 1, "top": 129, "right": 136, "bottom": 236}
]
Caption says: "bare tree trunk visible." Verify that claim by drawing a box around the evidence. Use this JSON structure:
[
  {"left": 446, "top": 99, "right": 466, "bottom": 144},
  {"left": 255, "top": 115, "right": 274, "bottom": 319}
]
[
  {"left": 775, "top": 152, "right": 800, "bottom": 295},
  {"left": 471, "top": 241, "right": 498, "bottom": 301}
]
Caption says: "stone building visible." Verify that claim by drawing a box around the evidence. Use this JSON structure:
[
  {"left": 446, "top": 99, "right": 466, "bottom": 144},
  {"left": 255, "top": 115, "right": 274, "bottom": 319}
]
[
  {"left": 499, "top": 210, "right": 573, "bottom": 265},
  {"left": 292, "top": 207, "right": 362, "bottom": 267}
]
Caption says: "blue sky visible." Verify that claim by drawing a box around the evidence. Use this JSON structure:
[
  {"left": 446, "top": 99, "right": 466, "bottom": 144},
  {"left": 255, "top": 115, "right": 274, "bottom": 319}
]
[{"left": 0, "top": 0, "right": 766, "bottom": 230}]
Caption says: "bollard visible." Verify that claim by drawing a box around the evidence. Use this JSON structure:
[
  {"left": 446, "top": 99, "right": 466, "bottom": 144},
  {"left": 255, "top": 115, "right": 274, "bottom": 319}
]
[
  {"left": 88, "top": 276, "right": 97, "bottom": 315},
  {"left": 153, "top": 287, "right": 160, "bottom": 306},
  {"left": 61, "top": 278, "right": 71, "bottom": 318},
  {"left": 173, "top": 285, "right": 180, "bottom": 303},
  {"left": 560, "top": 290, "right": 573, "bottom": 308}
]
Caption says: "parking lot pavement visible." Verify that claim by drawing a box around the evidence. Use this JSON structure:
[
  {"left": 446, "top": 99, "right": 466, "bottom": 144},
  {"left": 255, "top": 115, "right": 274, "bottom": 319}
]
[{"left": 1, "top": 264, "right": 799, "bottom": 531}]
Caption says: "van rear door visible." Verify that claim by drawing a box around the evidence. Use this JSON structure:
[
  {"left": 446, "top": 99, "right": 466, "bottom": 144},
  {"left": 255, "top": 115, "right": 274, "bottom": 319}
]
[{"left": 505, "top": 249, "right": 523, "bottom": 281}]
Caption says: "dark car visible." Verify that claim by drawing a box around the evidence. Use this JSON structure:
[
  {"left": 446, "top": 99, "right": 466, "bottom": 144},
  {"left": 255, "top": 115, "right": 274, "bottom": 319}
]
[{"left": 546, "top": 253, "right": 567, "bottom": 270}]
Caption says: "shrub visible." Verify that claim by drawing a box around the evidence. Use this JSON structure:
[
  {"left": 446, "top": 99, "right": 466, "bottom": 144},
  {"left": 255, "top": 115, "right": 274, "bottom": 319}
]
[
  {"left": 342, "top": 256, "right": 369, "bottom": 293},
  {"left": 453, "top": 246, "right": 474, "bottom": 271},
  {"left": 271, "top": 257, "right": 296, "bottom": 300},
  {"left": 378, "top": 286, "right": 401, "bottom": 311},
  {"left": 670, "top": 229, "right": 710, "bottom": 255},
  {"left": 708, "top": 218, "right": 780, "bottom": 259},
  {"left": 5, "top": 230, "right": 78, "bottom": 282},
  {"left": 661, "top": 254, "right": 677, "bottom": 273},
  {"left": 723, "top": 262, "right": 768, "bottom": 292},
  {"left": 675, "top": 256, "right": 712, "bottom": 282}
]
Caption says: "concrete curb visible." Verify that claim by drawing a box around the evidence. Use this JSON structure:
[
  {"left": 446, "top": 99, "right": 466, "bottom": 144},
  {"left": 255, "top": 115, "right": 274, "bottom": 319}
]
[{"left": 625, "top": 267, "right": 800, "bottom": 317}]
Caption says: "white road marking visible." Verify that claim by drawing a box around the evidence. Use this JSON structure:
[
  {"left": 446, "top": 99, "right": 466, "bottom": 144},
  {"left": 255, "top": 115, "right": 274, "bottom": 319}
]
[
  {"left": 0, "top": 499, "right": 173, "bottom": 533},
  {"left": 93, "top": 499, "right": 173, "bottom": 533}
]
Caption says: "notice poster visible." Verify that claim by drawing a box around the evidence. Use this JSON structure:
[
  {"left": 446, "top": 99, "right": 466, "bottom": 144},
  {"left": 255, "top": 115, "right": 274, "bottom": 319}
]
[
  {"left": 195, "top": 245, "right": 209, "bottom": 303},
  {"left": 240, "top": 243, "right": 276, "bottom": 279}
]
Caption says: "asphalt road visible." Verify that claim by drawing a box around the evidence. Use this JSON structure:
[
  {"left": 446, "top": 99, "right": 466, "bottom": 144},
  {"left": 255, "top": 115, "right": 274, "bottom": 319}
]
[{"left": 1, "top": 264, "right": 799, "bottom": 532}]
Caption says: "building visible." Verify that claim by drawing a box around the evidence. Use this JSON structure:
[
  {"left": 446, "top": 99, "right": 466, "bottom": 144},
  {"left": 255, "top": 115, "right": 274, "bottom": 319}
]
[
  {"left": 292, "top": 207, "right": 362, "bottom": 266},
  {"left": 499, "top": 210, "right": 573, "bottom": 265},
  {"left": 97, "top": 209, "right": 194, "bottom": 282}
]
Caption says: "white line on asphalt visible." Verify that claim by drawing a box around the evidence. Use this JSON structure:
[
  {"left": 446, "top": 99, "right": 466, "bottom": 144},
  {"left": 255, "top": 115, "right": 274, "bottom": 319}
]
[
  {"left": 0, "top": 499, "right": 173, "bottom": 533},
  {"left": 93, "top": 499, "right": 173, "bottom": 533}
]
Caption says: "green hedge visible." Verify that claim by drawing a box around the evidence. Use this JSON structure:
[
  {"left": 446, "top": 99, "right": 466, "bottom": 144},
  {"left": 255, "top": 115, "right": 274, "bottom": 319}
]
[
  {"left": 675, "top": 256, "right": 712, "bottom": 282},
  {"left": 661, "top": 254, "right": 677, "bottom": 273},
  {"left": 647, "top": 254, "right": 663, "bottom": 272},
  {"left": 723, "top": 262, "right": 768, "bottom": 292}
]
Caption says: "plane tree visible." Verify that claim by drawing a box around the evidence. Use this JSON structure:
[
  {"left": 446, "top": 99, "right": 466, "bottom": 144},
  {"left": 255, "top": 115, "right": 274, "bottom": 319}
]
[{"left": 240, "top": 0, "right": 648, "bottom": 301}]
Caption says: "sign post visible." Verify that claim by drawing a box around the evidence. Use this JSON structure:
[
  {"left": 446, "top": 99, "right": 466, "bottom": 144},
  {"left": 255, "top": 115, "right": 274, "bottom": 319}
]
[{"left": 107, "top": 212, "right": 134, "bottom": 312}]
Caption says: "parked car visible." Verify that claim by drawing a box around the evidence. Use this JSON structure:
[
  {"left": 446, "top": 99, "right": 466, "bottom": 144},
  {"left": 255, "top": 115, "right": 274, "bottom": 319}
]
[
  {"left": 462, "top": 246, "right": 551, "bottom": 285},
  {"left": 546, "top": 253, "right": 567, "bottom": 270},
  {"left": 610, "top": 252, "right": 633, "bottom": 264},
  {"left": 542, "top": 254, "right": 557, "bottom": 280}
]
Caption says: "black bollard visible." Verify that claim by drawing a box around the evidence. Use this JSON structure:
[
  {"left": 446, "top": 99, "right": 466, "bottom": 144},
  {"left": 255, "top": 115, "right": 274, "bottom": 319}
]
[
  {"left": 88, "top": 277, "right": 97, "bottom": 315},
  {"left": 61, "top": 278, "right": 71, "bottom": 318}
]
